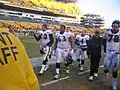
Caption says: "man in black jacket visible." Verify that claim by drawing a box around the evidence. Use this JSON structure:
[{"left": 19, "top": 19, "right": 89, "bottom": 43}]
[{"left": 87, "top": 30, "right": 103, "bottom": 81}]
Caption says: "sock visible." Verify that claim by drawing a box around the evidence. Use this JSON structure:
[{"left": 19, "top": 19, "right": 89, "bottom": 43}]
[
  {"left": 112, "top": 78, "right": 117, "bottom": 90},
  {"left": 104, "top": 73, "right": 109, "bottom": 80},
  {"left": 56, "top": 69, "right": 60, "bottom": 74},
  {"left": 40, "top": 65, "right": 45, "bottom": 73}
]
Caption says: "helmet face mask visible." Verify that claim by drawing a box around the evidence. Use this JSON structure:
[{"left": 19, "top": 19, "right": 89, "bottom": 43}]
[
  {"left": 60, "top": 25, "right": 65, "bottom": 33},
  {"left": 42, "top": 24, "right": 47, "bottom": 31},
  {"left": 112, "top": 20, "right": 120, "bottom": 30},
  {"left": 112, "top": 23, "right": 119, "bottom": 30}
]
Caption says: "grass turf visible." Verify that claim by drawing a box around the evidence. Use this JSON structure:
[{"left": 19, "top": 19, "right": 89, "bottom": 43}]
[{"left": 19, "top": 36, "right": 40, "bottom": 58}]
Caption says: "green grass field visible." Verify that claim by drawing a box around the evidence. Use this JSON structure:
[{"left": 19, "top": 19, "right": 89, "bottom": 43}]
[
  {"left": 19, "top": 36, "right": 120, "bottom": 90},
  {"left": 19, "top": 36, "right": 40, "bottom": 58}
]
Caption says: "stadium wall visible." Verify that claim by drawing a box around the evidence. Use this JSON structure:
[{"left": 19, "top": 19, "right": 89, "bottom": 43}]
[{"left": 0, "top": 9, "right": 80, "bottom": 24}]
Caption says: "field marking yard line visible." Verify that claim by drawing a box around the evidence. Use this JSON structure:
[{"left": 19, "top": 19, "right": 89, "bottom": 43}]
[
  {"left": 41, "top": 65, "right": 104, "bottom": 87},
  {"left": 41, "top": 76, "right": 70, "bottom": 86},
  {"left": 78, "top": 65, "right": 104, "bottom": 75},
  {"left": 21, "top": 40, "right": 39, "bottom": 43}
]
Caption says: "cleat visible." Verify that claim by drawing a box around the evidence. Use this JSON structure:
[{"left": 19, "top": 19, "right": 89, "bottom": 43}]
[
  {"left": 38, "top": 72, "right": 43, "bottom": 76},
  {"left": 54, "top": 74, "right": 60, "bottom": 80},
  {"left": 80, "top": 66, "right": 83, "bottom": 71},
  {"left": 94, "top": 73, "right": 98, "bottom": 77},
  {"left": 66, "top": 69, "right": 69, "bottom": 74},
  {"left": 112, "top": 78, "right": 117, "bottom": 90},
  {"left": 88, "top": 76, "right": 93, "bottom": 81},
  {"left": 38, "top": 69, "right": 44, "bottom": 75},
  {"left": 104, "top": 73, "right": 109, "bottom": 82},
  {"left": 112, "top": 88, "right": 117, "bottom": 90},
  {"left": 44, "top": 65, "right": 49, "bottom": 71}
]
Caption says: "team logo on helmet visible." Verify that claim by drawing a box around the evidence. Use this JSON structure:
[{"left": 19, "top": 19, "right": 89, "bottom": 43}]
[
  {"left": 112, "top": 20, "right": 120, "bottom": 27},
  {"left": 66, "top": 53, "right": 73, "bottom": 64}
]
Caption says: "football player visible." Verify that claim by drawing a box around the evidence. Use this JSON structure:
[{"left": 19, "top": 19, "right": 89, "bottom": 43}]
[
  {"left": 66, "top": 27, "right": 75, "bottom": 38},
  {"left": 75, "top": 30, "right": 89, "bottom": 71},
  {"left": 54, "top": 25, "right": 74, "bottom": 79},
  {"left": 103, "top": 20, "right": 120, "bottom": 90},
  {"left": 34, "top": 24, "right": 54, "bottom": 75}
]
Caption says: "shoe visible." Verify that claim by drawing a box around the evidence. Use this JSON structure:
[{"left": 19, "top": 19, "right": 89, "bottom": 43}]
[
  {"left": 39, "top": 65, "right": 46, "bottom": 75},
  {"left": 38, "top": 72, "right": 43, "bottom": 76},
  {"left": 54, "top": 74, "right": 60, "bottom": 80},
  {"left": 66, "top": 69, "right": 69, "bottom": 74},
  {"left": 104, "top": 73, "right": 109, "bottom": 81},
  {"left": 112, "top": 88, "right": 117, "bottom": 90},
  {"left": 94, "top": 73, "right": 98, "bottom": 77},
  {"left": 89, "top": 76, "right": 93, "bottom": 81},
  {"left": 80, "top": 66, "right": 83, "bottom": 71},
  {"left": 112, "top": 78, "right": 117, "bottom": 90},
  {"left": 44, "top": 65, "right": 49, "bottom": 71}
]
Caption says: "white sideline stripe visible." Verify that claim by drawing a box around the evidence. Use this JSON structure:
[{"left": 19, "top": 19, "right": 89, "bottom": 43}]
[
  {"left": 100, "top": 65, "right": 104, "bottom": 68},
  {"left": 21, "top": 40, "right": 39, "bottom": 43},
  {"left": 78, "top": 65, "right": 104, "bottom": 75},
  {"left": 41, "top": 76, "right": 70, "bottom": 86},
  {"left": 78, "top": 70, "right": 90, "bottom": 75},
  {"left": 41, "top": 65, "right": 104, "bottom": 87}
]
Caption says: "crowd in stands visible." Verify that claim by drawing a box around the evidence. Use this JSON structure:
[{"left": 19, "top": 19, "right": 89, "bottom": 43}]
[
  {"left": 2, "top": 0, "right": 82, "bottom": 16},
  {"left": 0, "top": 20, "right": 104, "bottom": 36}
]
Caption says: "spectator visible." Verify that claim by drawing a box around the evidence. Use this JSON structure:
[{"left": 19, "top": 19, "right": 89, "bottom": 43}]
[{"left": 8, "top": 25, "right": 14, "bottom": 34}]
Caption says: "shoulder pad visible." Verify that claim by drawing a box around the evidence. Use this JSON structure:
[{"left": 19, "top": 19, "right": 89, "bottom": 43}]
[
  {"left": 46, "top": 29, "right": 52, "bottom": 34},
  {"left": 38, "top": 31, "right": 43, "bottom": 34},
  {"left": 106, "top": 29, "right": 111, "bottom": 31},
  {"left": 56, "top": 32, "right": 59, "bottom": 36}
]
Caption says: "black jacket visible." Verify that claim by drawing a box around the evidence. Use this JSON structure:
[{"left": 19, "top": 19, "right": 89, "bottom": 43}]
[{"left": 87, "top": 36, "right": 102, "bottom": 56}]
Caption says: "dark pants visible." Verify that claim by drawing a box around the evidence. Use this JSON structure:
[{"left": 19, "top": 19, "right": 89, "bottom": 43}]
[{"left": 89, "top": 55, "right": 101, "bottom": 76}]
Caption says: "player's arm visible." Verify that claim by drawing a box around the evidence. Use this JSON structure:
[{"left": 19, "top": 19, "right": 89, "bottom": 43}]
[
  {"left": 75, "top": 39, "right": 79, "bottom": 45},
  {"left": 69, "top": 36, "right": 75, "bottom": 51},
  {"left": 34, "top": 32, "right": 42, "bottom": 41},
  {"left": 54, "top": 37, "right": 58, "bottom": 50},
  {"left": 75, "top": 36, "right": 79, "bottom": 45},
  {"left": 47, "top": 33, "right": 54, "bottom": 47},
  {"left": 103, "top": 30, "right": 107, "bottom": 53}
]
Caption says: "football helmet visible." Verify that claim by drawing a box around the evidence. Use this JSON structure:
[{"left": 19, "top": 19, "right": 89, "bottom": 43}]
[{"left": 66, "top": 53, "right": 73, "bottom": 64}]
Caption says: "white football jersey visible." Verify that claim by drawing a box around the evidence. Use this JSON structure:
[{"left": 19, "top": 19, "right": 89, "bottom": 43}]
[
  {"left": 56, "top": 31, "right": 71, "bottom": 49},
  {"left": 67, "top": 31, "right": 74, "bottom": 37},
  {"left": 76, "top": 35, "right": 89, "bottom": 48},
  {"left": 103, "top": 29, "right": 120, "bottom": 51},
  {"left": 38, "top": 29, "right": 52, "bottom": 46}
]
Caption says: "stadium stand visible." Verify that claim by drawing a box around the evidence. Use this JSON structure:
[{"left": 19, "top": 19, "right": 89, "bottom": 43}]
[
  {"left": 0, "top": 20, "right": 104, "bottom": 34},
  {"left": 0, "top": 1, "right": 104, "bottom": 34},
  {"left": 0, "top": 0, "right": 82, "bottom": 16}
]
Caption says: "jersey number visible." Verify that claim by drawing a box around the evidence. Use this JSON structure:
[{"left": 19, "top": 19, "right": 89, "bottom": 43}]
[
  {"left": 108, "top": 34, "right": 119, "bottom": 42},
  {"left": 43, "top": 33, "right": 47, "bottom": 39},
  {"left": 58, "top": 36, "right": 67, "bottom": 42},
  {"left": 80, "top": 39, "right": 84, "bottom": 44}
]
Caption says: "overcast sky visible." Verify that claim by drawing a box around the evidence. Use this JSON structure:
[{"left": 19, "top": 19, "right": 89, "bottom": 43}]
[{"left": 76, "top": 0, "right": 120, "bottom": 28}]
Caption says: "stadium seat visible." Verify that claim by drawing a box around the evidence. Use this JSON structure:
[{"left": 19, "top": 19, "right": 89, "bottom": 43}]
[{"left": 1, "top": 0, "right": 81, "bottom": 16}]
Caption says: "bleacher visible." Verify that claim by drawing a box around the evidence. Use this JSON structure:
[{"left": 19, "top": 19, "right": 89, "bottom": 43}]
[
  {"left": 0, "top": 0, "right": 82, "bottom": 16},
  {"left": 1, "top": 0, "right": 82, "bottom": 16},
  {"left": 0, "top": 20, "right": 103, "bottom": 33},
  {"left": 0, "top": 1, "right": 105, "bottom": 33}
]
